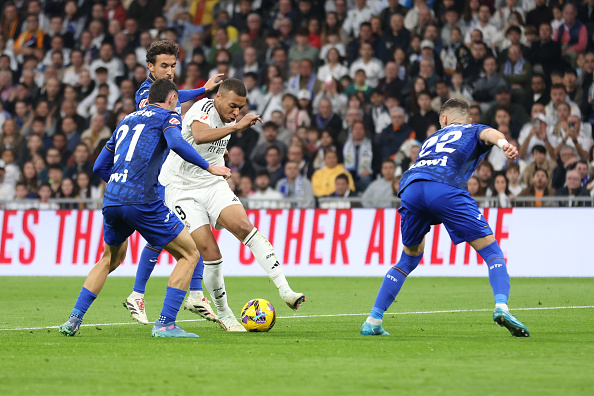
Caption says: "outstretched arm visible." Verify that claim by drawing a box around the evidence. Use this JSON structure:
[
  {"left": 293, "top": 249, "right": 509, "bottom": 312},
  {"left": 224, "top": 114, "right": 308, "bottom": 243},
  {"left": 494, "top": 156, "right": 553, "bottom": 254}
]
[
  {"left": 93, "top": 146, "right": 115, "bottom": 183},
  {"left": 191, "top": 113, "right": 263, "bottom": 144},
  {"left": 178, "top": 73, "right": 225, "bottom": 103},
  {"left": 479, "top": 128, "right": 518, "bottom": 160}
]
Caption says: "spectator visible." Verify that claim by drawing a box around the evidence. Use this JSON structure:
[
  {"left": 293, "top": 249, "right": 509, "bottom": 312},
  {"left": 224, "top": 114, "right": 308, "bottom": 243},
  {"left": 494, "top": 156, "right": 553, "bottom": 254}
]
[
  {"left": 226, "top": 146, "right": 255, "bottom": 181},
  {"left": 17, "top": 134, "right": 44, "bottom": 168},
  {"left": 467, "top": 175, "right": 486, "bottom": 201},
  {"left": 472, "top": 55, "right": 507, "bottom": 108},
  {"left": 343, "top": 121, "right": 380, "bottom": 193},
  {"left": 564, "top": 69, "right": 583, "bottom": 106},
  {"left": 544, "top": 83, "right": 582, "bottom": 125},
  {"left": 81, "top": 114, "right": 111, "bottom": 153},
  {"left": 486, "top": 172, "right": 513, "bottom": 208},
  {"left": 550, "top": 110, "right": 592, "bottom": 160},
  {"left": 259, "top": 75, "right": 285, "bottom": 122},
  {"left": 364, "top": 89, "right": 391, "bottom": 137},
  {"left": 264, "top": 146, "right": 284, "bottom": 188},
  {"left": 349, "top": 42, "right": 385, "bottom": 89},
  {"left": 319, "top": 172, "right": 359, "bottom": 209},
  {"left": 553, "top": 4, "right": 588, "bottom": 67},
  {"left": 343, "top": 0, "right": 374, "bottom": 38},
  {"left": 408, "top": 91, "right": 439, "bottom": 143},
  {"left": 90, "top": 43, "right": 124, "bottom": 84},
  {"left": 525, "top": 0, "right": 553, "bottom": 30},
  {"left": 313, "top": 96, "right": 343, "bottom": 139},
  {"left": 48, "top": 164, "right": 64, "bottom": 194},
  {"left": 276, "top": 160, "right": 315, "bottom": 208},
  {"left": 0, "top": 118, "right": 24, "bottom": 155},
  {"left": 575, "top": 160, "right": 592, "bottom": 187},
  {"left": 238, "top": 175, "right": 255, "bottom": 199},
  {"left": 37, "top": 182, "right": 59, "bottom": 209},
  {"left": 500, "top": 44, "right": 532, "bottom": 103},
  {"left": 378, "top": 107, "right": 413, "bottom": 161},
  {"left": 247, "top": 170, "right": 286, "bottom": 209},
  {"left": 555, "top": 169, "right": 591, "bottom": 207},
  {"left": 311, "top": 149, "right": 355, "bottom": 197},
  {"left": 317, "top": 48, "right": 349, "bottom": 83},
  {"left": 518, "top": 108, "right": 555, "bottom": 162},
  {"left": 521, "top": 144, "right": 556, "bottom": 188},
  {"left": 476, "top": 160, "right": 494, "bottom": 191},
  {"left": 383, "top": 13, "right": 411, "bottom": 54},
  {"left": 517, "top": 168, "right": 556, "bottom": 207},
  {"left": 64, "top": 143, "right": 98, "bottom": 185},
  {"left": 465, "top": 4, "right": 497, "bottom": 48},
  {"left": 523, "top": 73, "right": 550, "bottom": 112},
  {"left": 288, "top": 27, "right": 320, "bottom": 66},
  {"left": 127, "top": 0, "right": 164, "bottom": 31},
  {"left": 345, "top": 69, "right": 373, "bottom": 103},
  {"left": 552, "top": 145, "right": 579, "bottom": 191},
  {"left": 0, "top": 4, "right": 22, "bottom": 42},
  {"left": 483, "top": 86, "right": 530, "bottom": 129},
  {"left": 505, "top": 162, "right": 524, "bottom": 196},
  {"left": 75, "top": 171, "right": 101, "bottom": 205},
  {"left": 362, "top": 159, "right": 398, "bottom": 208},
  {"left": 282, "top": 93, "right": 311, "bottom": 134},
  {"left": 310, "top": 130, "right": 340, "bottom": 173},
  {"left": 56, "top": 177, "right": 80, "bottom": 209},
  {"left": 250, "top": 122, "right": 287, "bottom": 170},
  {"left": 14, "top": 14, "right": 45, "bottom": 58},
  {"left": 1, "top": 149, "right": 20, "bottom": 184}
]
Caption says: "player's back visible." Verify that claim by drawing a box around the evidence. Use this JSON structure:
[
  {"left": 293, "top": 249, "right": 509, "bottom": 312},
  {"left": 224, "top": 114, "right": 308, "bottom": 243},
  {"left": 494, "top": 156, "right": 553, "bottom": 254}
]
[
  {"left": 399, "top": 123, "right": 492, "bottom": 193},
  {"left": 103, "top": 105, "right": 179, "bottom": 206}
]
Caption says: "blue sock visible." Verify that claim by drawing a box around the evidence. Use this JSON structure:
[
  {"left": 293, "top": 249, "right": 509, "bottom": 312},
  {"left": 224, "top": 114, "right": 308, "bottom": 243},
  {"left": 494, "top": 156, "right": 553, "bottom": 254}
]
[
  {"left": 133, "top": 245, "right": 162, "bottom": 294},
  {"left": 478, "top": 241, "right": 510, "bottom": 305},
  {"left": 158, "top": 286, "right": 187, "bottom": 324},
  {"left": 369, "top": 251, "right": 423, "bottom": 320},
  {"left": 71, "top": 287, "right": 97, "bottom": 319},
  {"left": 189, "top": 255, "right": 204, "bottom": 292}
]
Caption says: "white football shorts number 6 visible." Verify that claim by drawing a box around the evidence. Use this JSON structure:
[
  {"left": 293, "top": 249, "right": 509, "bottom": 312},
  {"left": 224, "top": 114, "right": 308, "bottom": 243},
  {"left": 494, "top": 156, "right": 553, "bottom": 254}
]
[
  {"left": 418, "top": 130, "right": 462, "bottom": 158},
  {"left": 113, "top": 123, "right": 146, "bottom": 163}
]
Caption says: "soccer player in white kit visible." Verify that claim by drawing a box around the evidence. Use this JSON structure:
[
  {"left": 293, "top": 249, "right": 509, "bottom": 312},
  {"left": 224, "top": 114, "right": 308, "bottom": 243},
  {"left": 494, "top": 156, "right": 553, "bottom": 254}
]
[{"left": 159, "top": 78, "right": 306, "bottom": 331}]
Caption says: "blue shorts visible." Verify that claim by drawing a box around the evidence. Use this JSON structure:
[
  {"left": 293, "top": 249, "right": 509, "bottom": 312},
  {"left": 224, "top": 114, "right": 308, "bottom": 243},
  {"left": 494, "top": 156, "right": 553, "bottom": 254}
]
[
  {"left": 399, "top": 180, "right": 493, "bottom": 246},
  {"left": 103, "top": 200, "right": 184, "bottom": 248}
]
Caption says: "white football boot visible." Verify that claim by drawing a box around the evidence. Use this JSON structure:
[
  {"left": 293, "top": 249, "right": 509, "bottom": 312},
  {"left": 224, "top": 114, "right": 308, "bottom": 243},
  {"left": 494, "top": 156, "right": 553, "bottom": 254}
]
[
  {"left": 184, "top": 294, "right": 219, "bottom": 322},
  {"left": 123, "top": 293, "right": 149, "bottom": 325},
  {"left": 218, "top": 313, "right": 247, "bottom": 332},
  {"left": 281, "top": 290, "right": 306, "bottom": 310}
]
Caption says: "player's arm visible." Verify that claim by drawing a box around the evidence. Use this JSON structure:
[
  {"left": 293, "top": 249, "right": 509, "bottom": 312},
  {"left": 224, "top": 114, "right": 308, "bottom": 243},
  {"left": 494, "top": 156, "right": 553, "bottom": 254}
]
[
  {"left": 93, "top": 145, "right": 115, "bottom": 183},
  {"left": 163, "top": 123, "right": 231, "bottom": 178},
  {"left": 479, "top": 128, "right": 518, "bottom": 160},
  {"left": 191, "top": 113, "right": 263, "bottom": 144},
  {"left": 178, "top": 73, "right": 225, "bottom": 103}
]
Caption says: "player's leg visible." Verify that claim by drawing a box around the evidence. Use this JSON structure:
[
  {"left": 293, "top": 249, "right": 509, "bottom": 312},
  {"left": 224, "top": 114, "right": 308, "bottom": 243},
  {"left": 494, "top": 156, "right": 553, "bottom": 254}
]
[
  {"left": 362, "top": 182, "right": 429, "bottom": 336},
  {"left": 59, "top": 206, "right": 131, "bottom": 336},
  {"left": 188, "top": 224, "right": 245, "bottom": 331},
  {"left": 151, "top": 228, "right": 201, "bottom": 337},
  {"left": 124, "top": 243, "right": 163, "bottom": 325},
  {"left": 59, "top": 241, "right": 128, "bottom": 336},
  {"left": 217, "top": 204, "right": 305, "bottom": 310},
  {"left": 436, "top": 185, "right": 529, "bottom": 337},
  {"left": 468, "top": 236, "right": 529, "bottom": 337}
]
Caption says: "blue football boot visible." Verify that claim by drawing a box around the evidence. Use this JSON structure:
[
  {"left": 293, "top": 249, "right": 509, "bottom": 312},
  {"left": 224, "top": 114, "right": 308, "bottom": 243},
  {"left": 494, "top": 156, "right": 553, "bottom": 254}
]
[
  {"left": 151, "top": 321, "right": 199, "bottom": 338},
  {"left": 361, "top": 321, "right": 390, "bottom": 336},
  {"left": 493, "top": 307, "right": 530, "bottom": 337},
  {"left": 59, "top": 315, "right": 83, "bottom": 336}
]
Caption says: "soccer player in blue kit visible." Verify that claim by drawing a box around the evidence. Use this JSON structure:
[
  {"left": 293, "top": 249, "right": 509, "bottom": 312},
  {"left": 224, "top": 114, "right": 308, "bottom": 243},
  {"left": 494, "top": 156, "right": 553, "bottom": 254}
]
[
  {"left": 125, "top": 40, "right": 224, "bottom": 325},
  {"left": 59, "top": 79, "right": 231, "bottom": 337},
  {"left": 361, "top": 99, "right": 530, "bottom": 337}
]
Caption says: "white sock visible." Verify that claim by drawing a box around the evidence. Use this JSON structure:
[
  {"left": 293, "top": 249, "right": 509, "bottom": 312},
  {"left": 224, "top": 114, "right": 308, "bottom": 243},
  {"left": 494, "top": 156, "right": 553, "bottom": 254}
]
[
  {"left": 495, "top": 303, "right": 509, "bottom": 311},
  {"left": 189, "top": 290, "right": 204, "bottom": 300},
  {"left": 366, "top": 317, "right": 382, "bottom": 326},
  {"left": 203, "top": 259, "right": 232, "bottom": 316},
  {"left": 130, "top": 291, "right": 144, "bottom": 299},
  {"left": 243, "top": 228, "right": 291, "bottom": 295}
]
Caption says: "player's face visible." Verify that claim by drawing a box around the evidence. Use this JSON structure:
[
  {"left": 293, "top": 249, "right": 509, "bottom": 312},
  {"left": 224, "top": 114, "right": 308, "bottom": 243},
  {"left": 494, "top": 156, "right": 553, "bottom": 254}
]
[
  {"left": 148, "top": 54, "right": 177, "bottom": 81},
  {"left": 217, "top": 91, "right": 246, "bottom": 123}
]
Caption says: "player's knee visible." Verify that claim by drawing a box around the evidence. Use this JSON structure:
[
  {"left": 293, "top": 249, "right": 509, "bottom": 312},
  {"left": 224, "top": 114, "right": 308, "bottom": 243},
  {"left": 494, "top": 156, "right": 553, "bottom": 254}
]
[
  {"left": 186, "top": 247, "right": 200, "bottom": 266},
  {"left": 236, "top": 221, "right": 254, "bottom": 240}
]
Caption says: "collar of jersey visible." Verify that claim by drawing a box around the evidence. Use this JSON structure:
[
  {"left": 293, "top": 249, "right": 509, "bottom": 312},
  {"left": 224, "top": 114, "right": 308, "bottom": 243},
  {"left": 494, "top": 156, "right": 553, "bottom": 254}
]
[{"left": 148, "top": 72, "right": 155, "bottom": 82}]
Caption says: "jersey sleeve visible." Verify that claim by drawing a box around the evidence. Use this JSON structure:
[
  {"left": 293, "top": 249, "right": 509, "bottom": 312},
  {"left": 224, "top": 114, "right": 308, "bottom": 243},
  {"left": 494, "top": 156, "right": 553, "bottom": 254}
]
[
  {"left": 105, "top": 128, "right": 117, "bottom": 152},
  {"left": 135, "top": 87, "right": 150, "bottom": 110},
  {"left": 474, "top": 124, "right": 491, "bottom": 148},
  {"left": 162, "top": 113, "right": 183, "bottom": 135},
  {"left": 185, "top": 106, "right": 210, "bottom": 127}
]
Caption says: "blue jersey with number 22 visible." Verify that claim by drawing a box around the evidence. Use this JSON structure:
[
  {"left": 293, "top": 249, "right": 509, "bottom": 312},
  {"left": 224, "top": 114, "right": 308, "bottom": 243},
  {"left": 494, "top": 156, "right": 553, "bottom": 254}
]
[
  {"left": 103, "top": 104, "right": 182, "bottom": 206},
  {"left": 399, "top": 123, "right": 492, "bottom": 193}
]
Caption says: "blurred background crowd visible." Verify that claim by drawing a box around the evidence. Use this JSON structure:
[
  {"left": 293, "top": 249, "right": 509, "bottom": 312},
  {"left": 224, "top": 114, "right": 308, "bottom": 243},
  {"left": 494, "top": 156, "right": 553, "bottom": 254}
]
[{"left": 0, "top": 0, "right": 593, "bottom": 209}]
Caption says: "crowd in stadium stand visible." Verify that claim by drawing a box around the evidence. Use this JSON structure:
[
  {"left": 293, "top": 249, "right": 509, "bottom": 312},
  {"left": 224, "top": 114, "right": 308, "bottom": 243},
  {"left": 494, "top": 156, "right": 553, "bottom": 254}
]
[{"left": 0, "top": 0, "right": 593, "bottom": 210}]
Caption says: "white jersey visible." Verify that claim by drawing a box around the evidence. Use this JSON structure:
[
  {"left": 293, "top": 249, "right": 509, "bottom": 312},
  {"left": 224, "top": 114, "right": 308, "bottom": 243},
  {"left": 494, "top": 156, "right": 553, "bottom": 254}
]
[{"left": 159, "top": 98, "right": 236, "bottom": 189}]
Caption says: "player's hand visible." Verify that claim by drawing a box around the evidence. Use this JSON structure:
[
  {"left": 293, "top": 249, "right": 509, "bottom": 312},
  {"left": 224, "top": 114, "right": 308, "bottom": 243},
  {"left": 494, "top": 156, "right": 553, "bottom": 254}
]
[
  {"left": 204, "top": 73, "right": 225, "bottom": 92},
  {"left": 207, "top": 164, "right": 232, "bottom": 179},
  {"left": 237, "top": 113, "right": 263, "bottom": 130},
  {"left": 502, "top": 143, "right": 518, "bottom": 160}
]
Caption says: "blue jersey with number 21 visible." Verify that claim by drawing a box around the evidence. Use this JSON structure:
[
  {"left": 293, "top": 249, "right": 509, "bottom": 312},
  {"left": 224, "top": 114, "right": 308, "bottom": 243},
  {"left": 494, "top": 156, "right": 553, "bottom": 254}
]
[
  {"left": 103, "top": 104, "right": 182, "bottom": 206},
  {"left": 399, "top": 123, "right": 492, "bottom": 193}
]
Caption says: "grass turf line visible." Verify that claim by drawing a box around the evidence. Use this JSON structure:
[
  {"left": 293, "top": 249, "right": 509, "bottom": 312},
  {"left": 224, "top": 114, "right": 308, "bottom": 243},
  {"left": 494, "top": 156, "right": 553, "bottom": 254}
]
[{"left": 0, "top": 276, "right": 592, "bottom": 395}]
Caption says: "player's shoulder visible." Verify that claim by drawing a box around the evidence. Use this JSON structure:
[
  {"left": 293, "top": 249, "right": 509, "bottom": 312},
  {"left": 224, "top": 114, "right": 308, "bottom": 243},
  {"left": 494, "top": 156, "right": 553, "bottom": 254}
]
[
  {"left": 186, "top": 97, "right": 215, "bottom": 123},
  {"left": 135, "top": 78, "right": 152, "bottom": 108},
  {"left": 191, "top": 97, "right": 215, "bottom": 114}
]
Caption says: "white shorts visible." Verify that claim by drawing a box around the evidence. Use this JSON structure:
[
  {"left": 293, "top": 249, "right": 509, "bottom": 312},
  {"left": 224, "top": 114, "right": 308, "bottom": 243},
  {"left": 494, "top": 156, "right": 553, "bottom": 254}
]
[{"left": 164, "top": 179, "right": 243, "bottom": 233}]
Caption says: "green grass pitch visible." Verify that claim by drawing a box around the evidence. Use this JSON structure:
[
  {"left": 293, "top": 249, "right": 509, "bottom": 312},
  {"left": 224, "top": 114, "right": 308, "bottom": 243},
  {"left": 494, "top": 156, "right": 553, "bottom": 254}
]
[{"left": 1, "top": 276, "right": 593, "bottom": 395}]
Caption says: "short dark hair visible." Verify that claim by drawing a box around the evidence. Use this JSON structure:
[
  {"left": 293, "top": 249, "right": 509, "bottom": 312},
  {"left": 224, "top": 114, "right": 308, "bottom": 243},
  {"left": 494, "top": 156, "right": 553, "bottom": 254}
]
[
  {"left": 146, "top": 40, "right": 180, "bottom": 66},
  {"left": 551, "top": 83, "right": 566, "bottom": 92},
  {"left": 335, "top": 173, "right": 349, "bottom": 183},
  {"left": 219, "top": 78, "right": 247, "bottom": 97},
  {"left": 262, "top": 121, "right": 278, "bottom": 131},
  {"left": 48, "top": 164, "right": 63, "bottom": 172},
  {"left": 440, "top": 98, "right": 470, "bottom": 116},
  {"left": 265, "top": 145, "right": 280, "bottom": 156},
  {"left": 532, "top": 144, "right": 546, "bottom": 155},
  {"left": 534, "top": 168, "right": 548, "bottom": 178},
  {"left": 506, "top": 162, "right": 520, "bottom": 173},
  {"left": 256, "top": 169, "right": 270, "bottom": 178},
  {"left": 148, "top": 78, "right": 178, "bottom": 103}
]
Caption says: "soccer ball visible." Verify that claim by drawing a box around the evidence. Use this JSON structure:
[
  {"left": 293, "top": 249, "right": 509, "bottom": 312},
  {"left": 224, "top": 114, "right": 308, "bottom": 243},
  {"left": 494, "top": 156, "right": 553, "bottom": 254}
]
[{"left": 240, "top": 298, "right": 276, "bottom": 332}]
